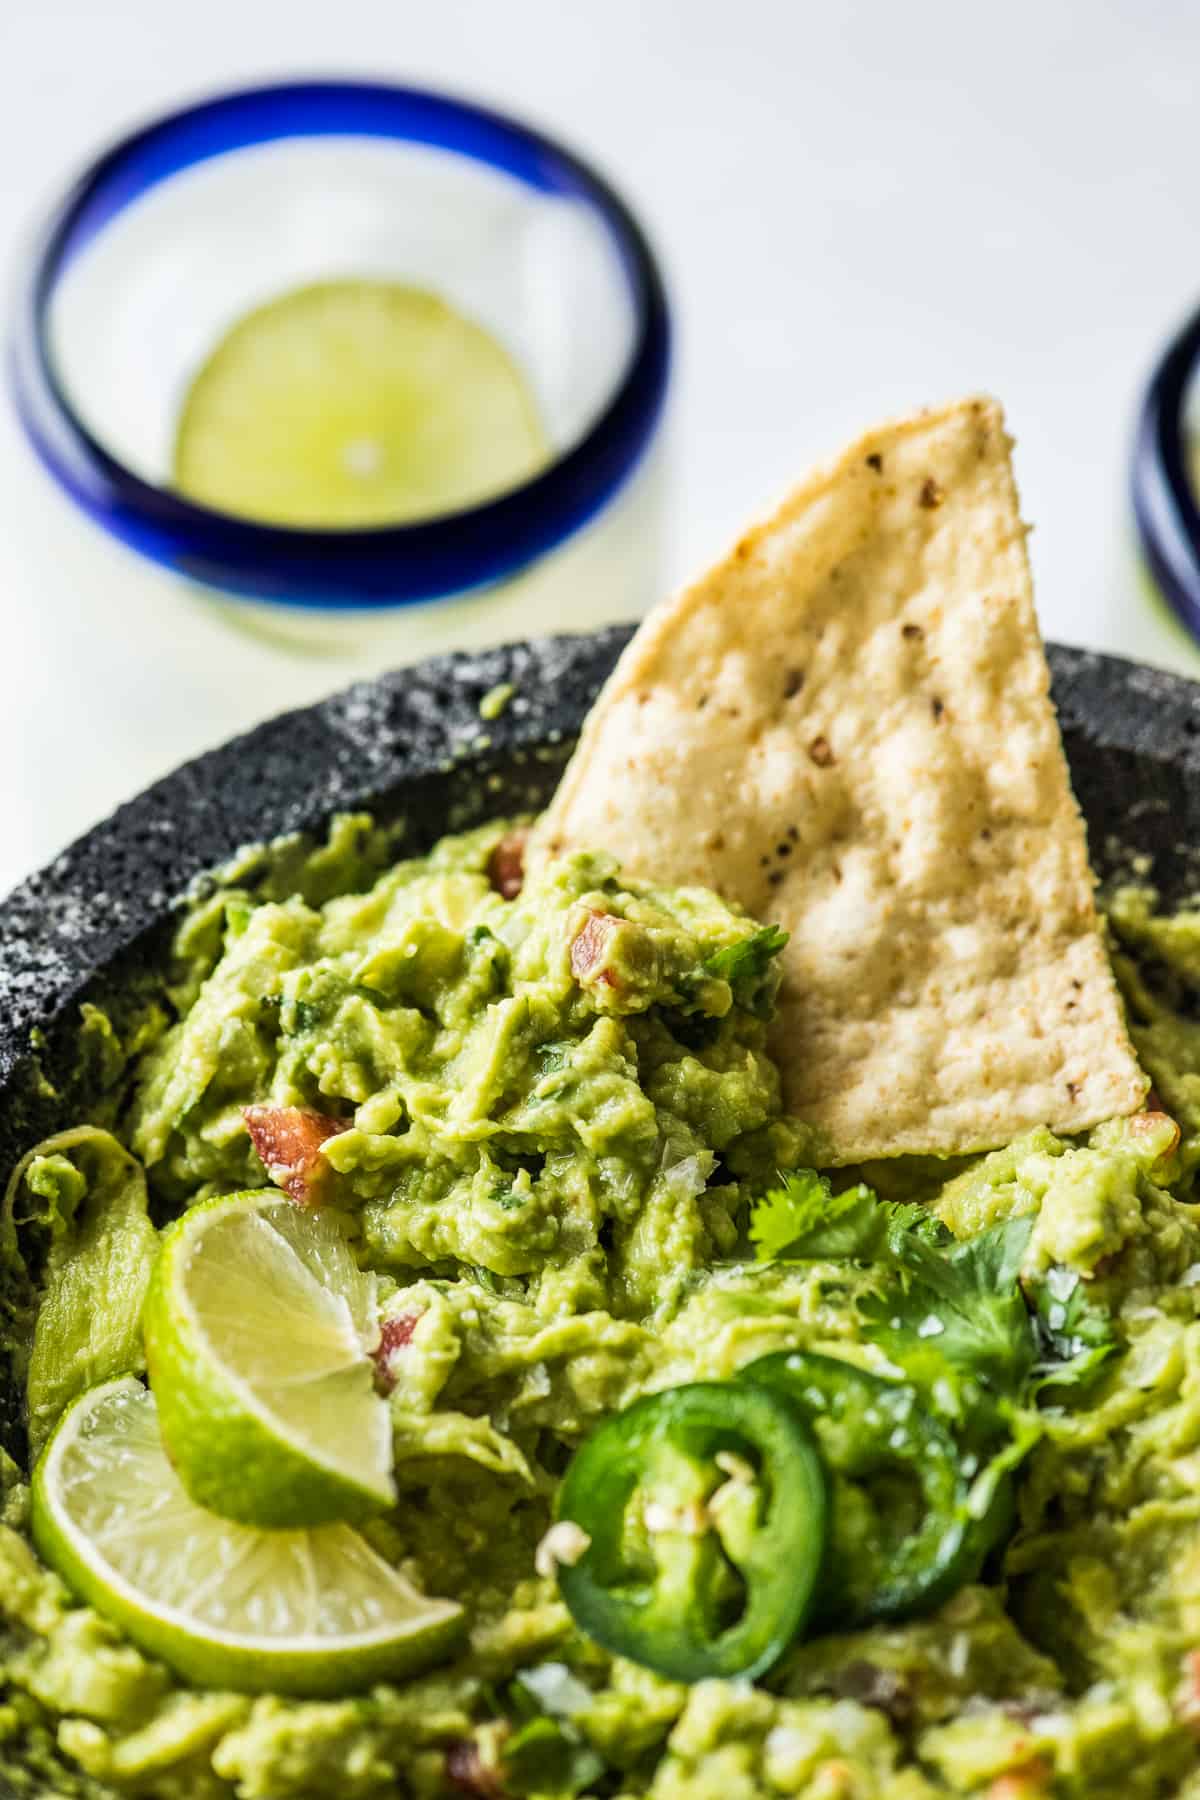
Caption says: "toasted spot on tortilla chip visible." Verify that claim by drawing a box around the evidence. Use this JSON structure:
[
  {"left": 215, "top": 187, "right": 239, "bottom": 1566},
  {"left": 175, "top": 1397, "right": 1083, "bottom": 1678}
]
[{"left": 535, "top": 396, "right": 1147, "bottom": 1160}]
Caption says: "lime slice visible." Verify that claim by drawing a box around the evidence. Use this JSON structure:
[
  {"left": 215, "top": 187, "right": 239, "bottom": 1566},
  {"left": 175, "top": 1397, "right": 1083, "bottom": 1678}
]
[
  {"left": 143, "top": 1192, "right": 394, "bottom": 1529},
  {"left": 173, "top": 279, "right": 549, "bottom": 527},
  {"left": 32, "top": 1379, "right": 463, "bottom": 1696}
]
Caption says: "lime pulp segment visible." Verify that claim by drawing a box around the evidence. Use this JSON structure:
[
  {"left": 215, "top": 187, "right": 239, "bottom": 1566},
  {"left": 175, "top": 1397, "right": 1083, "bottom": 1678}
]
[
  {"left": 32, "top": 1379, "right": 463, "bottom": 1696},
  {"left": 173, "top": 279, "right": 550, "bottom": 527}
]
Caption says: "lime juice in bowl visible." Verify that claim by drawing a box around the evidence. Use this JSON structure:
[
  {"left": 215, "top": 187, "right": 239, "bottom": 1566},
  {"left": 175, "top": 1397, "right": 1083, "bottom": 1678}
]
[{"left": 10, "top": 81, "right": 670, "bottom": 676}]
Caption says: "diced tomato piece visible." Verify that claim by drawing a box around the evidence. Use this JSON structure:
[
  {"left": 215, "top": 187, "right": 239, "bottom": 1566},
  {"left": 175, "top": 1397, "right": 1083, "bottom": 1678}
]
[
  {"left": 372, "top": 1313, "right": 419, "bottom": 1395},
  {"left": 445, "top": 1742, "right": 507, "bottom": 1798},
  {"left": 1175, "top": 1648, "right": 1200, "bottom": 1733},
  {"left": 1129, "top": 1109, "right": 1181, "bottom": 1155},
  {"left": 808, "top": 1762, "right": 854, "bottom": 1799},
  {"left": 986, "top": 1763, "right": 1051, "bottom": 1800},
  {"left": 487, "top": 829, "right": 528, "bottom": 900},
  {"left": 570, "top": 911, "right": 620, "bottom": 987},
  {"left": 243, "top": 1105, "right": 348, "bottom": 1206}
]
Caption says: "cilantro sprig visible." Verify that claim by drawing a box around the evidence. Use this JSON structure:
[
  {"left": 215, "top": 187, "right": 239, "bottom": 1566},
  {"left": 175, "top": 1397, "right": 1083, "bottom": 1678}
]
[
  {"left": 749, "top": 1169, "right": 947, "bottom": 1263},
  {"left": 749, "top": 1172, "right": 1118, "bottom": 1406}
]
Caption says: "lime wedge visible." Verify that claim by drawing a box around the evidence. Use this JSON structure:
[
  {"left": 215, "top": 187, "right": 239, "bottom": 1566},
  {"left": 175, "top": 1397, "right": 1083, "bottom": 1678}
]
[
  {"left": 143, "top": 1192, "right": 394, "bottom": 1529},
  {"left": 32, "top": 1379, "right": 463, "bottom": 1696},
  {"left": 173, "top": 279, "right": 549, "bottom": 527}
]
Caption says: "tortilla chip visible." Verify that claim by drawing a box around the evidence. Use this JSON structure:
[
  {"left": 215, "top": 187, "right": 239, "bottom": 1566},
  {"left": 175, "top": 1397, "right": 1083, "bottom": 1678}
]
[{"left": 536, "top": 396, "right": 1146, "bottom": 1160}]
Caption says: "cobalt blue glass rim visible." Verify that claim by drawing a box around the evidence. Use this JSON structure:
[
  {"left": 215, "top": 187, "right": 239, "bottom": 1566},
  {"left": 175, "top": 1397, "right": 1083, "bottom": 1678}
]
[
  {"left": 1131, "top": 299, "right": 1200, "bottom": 644},
  {"left": 8, "top": 78, "right": 672, "bottom": 610}
]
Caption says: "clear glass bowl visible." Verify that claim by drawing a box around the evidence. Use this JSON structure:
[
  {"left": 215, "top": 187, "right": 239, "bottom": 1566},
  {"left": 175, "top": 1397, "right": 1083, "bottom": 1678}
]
[{"left": 10, "top": 80, "right": 671, "bottom": 658}]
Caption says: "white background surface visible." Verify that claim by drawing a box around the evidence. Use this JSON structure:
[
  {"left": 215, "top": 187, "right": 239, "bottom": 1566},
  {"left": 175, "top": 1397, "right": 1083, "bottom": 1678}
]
[{"left": 4, "top": 0, "right": 1200, "bottom": 898}]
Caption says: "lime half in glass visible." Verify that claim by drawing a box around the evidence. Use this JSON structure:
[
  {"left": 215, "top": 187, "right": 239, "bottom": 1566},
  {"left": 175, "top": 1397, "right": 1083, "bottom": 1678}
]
[{"left": 173, "top": 279, "right": 549, "bottom": 528}]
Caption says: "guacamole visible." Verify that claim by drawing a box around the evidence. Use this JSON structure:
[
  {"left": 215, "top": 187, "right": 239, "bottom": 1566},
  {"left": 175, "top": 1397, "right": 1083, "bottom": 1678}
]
[{"left": 3, "top": 819, "right": 1200, "bottom": 1799}]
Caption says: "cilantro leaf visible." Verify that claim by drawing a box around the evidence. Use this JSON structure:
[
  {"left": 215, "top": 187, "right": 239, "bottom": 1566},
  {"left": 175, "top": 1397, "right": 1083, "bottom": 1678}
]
[
  {"left": 749, "top": 1169, "right": 948, "bottom": 1263},
  {"left": 503, "top": 1718, "right": 604, "bottom": 1798},
  {"left": 1028, "top": 1264, "right": 1118, "bottom": 1394},
  {"left": 860, "top": 1216, "right": 1037, "bottom": 1401},
  {"left": 703, "top": 925, "right": 788, "bottom": 1015},
  {"left": 502, "top": 1665, "right": 604, "bottom": 1798},
  {"left": 705, "top": 924, "right": 789, "bottom": 984},
  {"left": 288, "top": 997, "right": 323, "bottom": 1035}
]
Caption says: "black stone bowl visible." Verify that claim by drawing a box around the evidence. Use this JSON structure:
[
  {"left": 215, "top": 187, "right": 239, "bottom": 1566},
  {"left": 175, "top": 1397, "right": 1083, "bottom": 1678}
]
[{"left": 2, "top": 626, "right": 1200, "bottom": 1463}]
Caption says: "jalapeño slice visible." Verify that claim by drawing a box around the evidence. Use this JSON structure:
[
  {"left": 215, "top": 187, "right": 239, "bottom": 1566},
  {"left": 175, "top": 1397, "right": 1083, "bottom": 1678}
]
[
  {"left": 553, "top": 1382, "right": 828, "bottom": 1683},
  {"left": 739, "top": 1351, "right": 978, "bottom": 1626}
]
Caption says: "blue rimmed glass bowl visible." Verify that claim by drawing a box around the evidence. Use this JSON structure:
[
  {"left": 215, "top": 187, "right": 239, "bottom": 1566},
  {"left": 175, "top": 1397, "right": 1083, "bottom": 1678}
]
[
  {"left": 9, "top": 80, "right": 671, "bottom": 651},
  {"left": 1132, "top": 301, "right": 1200, "bottom": 647}
]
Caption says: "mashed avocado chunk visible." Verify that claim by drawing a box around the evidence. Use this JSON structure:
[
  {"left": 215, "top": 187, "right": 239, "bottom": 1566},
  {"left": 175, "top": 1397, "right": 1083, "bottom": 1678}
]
[{"left": 3, "top": 823, "right": 1200, "bottom": 1798}]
